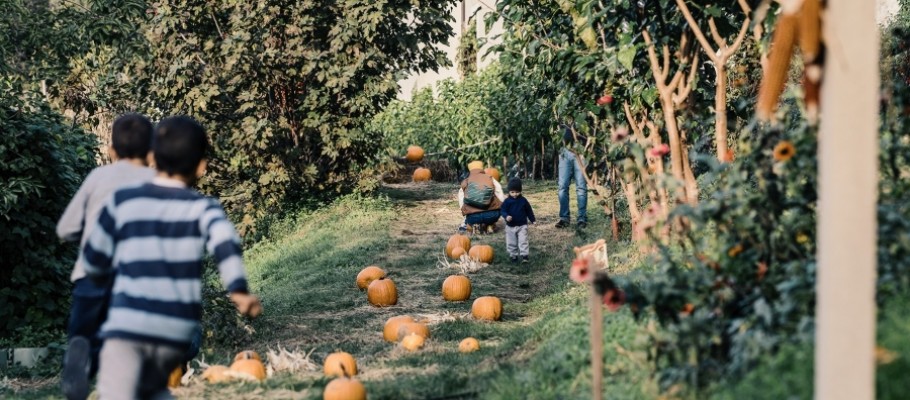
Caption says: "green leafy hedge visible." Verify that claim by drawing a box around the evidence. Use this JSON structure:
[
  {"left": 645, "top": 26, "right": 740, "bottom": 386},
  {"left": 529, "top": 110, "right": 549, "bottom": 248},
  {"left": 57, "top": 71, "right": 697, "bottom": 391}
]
[{"left": 0, "top": 87, "right": 98, "bottom": 340}]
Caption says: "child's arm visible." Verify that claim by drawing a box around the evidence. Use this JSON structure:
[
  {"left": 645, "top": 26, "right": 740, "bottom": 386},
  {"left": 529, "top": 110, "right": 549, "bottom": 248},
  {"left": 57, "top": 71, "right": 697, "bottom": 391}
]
[
  {"left": 500, "top": 198, "right": 512, "bottom": 221},
  {"left": 525, "top": 199, "right": 536, "bottom": 224},
  {"left": 56, "top": 172, "right": 95, "bottom": 242},
  {"left": 81, "top": 196, "right": 117, "bottom": 283},
  {"left": 202, "top": 199, "right": 262, "bottom": 318}
]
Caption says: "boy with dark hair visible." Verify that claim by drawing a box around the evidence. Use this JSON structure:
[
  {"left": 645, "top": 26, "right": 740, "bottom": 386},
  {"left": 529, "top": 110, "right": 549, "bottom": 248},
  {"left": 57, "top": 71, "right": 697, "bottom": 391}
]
[
  {"left": 81, "top": 115, "right": 262, "bottom": 399},
  {"left": 501, "top": 178, "right": 536, "bottom": 264},
  {"left": 57, "top": 113, "right": 155, "bottom": 400}
]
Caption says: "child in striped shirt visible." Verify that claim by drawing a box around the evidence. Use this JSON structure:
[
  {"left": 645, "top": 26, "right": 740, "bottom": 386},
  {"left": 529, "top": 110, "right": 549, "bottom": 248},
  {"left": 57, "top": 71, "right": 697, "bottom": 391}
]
[{"left": 81, "top": 116, "right": 262, "bottom": 399}]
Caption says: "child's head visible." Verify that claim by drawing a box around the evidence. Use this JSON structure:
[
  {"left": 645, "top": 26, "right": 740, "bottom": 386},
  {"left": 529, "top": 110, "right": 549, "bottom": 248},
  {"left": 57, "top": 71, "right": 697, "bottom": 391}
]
[
  {"left": 111, "top": 113, "right": 153, "bottom": 161},
  {"left": 152, "top": 116, "right": 209, "bottom": 184},
  {"left": 507, "top": 178, "right": 522, "bottom": 197}
]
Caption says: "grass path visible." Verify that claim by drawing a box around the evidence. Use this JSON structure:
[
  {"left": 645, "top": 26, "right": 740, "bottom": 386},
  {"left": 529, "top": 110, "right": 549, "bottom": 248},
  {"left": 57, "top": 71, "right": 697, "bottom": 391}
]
[{"left": 172, "top": 181, "right": 654, "bottom": 399}]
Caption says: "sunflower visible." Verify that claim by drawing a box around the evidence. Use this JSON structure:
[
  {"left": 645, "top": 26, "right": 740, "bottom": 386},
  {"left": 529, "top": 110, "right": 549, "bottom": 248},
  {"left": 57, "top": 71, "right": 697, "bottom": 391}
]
[{"left": 773, "top": 140, "right": 795, "bottom": 161}]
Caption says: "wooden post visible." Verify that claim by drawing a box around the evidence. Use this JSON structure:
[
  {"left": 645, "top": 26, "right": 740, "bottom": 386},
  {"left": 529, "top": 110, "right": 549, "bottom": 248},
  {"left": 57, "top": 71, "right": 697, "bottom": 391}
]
[
  {"left": 814, "top": 1, "right": 879, "bottom": 399},
  {"left": 589, "top": 286, "right": 603, "bottom": 400}
]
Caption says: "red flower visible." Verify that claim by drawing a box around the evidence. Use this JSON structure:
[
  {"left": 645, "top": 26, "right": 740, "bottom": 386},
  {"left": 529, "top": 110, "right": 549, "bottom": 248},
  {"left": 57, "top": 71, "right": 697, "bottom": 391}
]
[
  {"left": 649, "top": 144, "right": 670, "bottom": 158},
  {"left": 570, "top": 258, "right": 590, "bottom": 283},
  {"left": 596, "top": 94, "right": 614, "bottom": 106},
  {"left": 603, "top": 289, "right": 626, "bottom": 312},
  {"left": 611, "top": 126, "right": 629, "bottom": 142}
]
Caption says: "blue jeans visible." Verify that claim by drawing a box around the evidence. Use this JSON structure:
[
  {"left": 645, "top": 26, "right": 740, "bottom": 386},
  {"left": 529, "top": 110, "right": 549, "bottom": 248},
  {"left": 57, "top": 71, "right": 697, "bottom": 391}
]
[
  {"left": 465, "top": 210, "right": 501, "bottom": 225},
  {"left": 68, "top": 278, "right": 113, "bottom": 379},
  {"left": 558, "top": 147, "right": 588, "bottom": 223}
]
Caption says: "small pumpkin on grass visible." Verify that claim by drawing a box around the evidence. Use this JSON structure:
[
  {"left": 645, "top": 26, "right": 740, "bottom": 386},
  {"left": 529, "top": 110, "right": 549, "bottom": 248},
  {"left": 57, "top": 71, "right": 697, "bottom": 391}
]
[
  {"left": 233, "top": 350, "right": 261, "bottom": 363},
  {"left": 400, "top": 333, "right": 426, "bottom": 351},
  {"left": 230, "top": 353, "right": 267, "bottom": 381},
  {"left": 445, "top": 234, "right": 471, "bottom": 258},
  {"left": 442, "top": 275, "right": 471, "bottom": 301},
  {"left": 356, "top": 266, "right": 386, "bottom": 290},
  {"left": 323, "top": 365, "right": 367, "bottom": 400},
  {"left": 167, "top": 364, "right": 185, "bottom": 388},
  {"left": 383, "top": 315, "right": 415, "bottom": 342},
  {"left": 472, "top": 296, "right": 502, "bottom": 321},
  {"left": 201, "top": 365, "right": 232, "bottom": 383},
  {"left": 323, "top": 351, "right": 357, "bottom": 377},
  {"left": 459, "top": 338, "right": 480, "bottom": 353},
  {"left": 468, "top": 245, "right": 494, "bottom": 263},
  {"left": 367, "top": 277, "right": 398, "bottom": 307},
  {"left": 396, "top": 321, "right": 430, "bottom": 340},
  {"left": 413, "top": 168, "right": 432, "bottom": 182}
]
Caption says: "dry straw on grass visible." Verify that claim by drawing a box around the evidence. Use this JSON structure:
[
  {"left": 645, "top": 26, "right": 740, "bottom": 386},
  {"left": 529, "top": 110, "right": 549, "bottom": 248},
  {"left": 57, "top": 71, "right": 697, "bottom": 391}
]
[
  {"left": 265, "top": 346, "right": 320, "bottom": 375},
  {"left": 436, "top": 251, "right": 489, "bottom": 274}
]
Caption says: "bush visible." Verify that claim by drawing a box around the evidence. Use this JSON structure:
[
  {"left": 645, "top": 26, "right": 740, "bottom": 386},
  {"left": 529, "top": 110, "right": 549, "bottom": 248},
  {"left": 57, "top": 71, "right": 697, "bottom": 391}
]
[{"left": 0, "top": 86, "right": 98, "bottom": 339}]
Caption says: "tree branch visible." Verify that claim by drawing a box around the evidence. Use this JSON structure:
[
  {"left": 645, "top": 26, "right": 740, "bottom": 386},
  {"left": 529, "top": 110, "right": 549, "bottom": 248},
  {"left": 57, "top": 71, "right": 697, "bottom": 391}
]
[
  {"left": 643, "top": 30, "right": 668, "bottom": 91},
  {"left": 675, "top": 0, "right": 720, "bottom": 63}
]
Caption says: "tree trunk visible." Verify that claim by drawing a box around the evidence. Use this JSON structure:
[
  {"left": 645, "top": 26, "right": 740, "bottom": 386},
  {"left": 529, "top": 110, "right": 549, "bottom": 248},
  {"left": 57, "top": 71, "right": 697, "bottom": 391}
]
[
  {"left": 715, "top": 65, "right": 729, "bottom": 161},
  {"left": 660, "top": 96, "right": 687, "bottom": 202}
]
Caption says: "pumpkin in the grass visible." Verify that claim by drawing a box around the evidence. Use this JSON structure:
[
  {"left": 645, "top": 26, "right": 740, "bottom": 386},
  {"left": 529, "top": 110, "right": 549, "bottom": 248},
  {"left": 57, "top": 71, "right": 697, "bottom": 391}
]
[
  {"left": 468, "top": 245, "right": 494, "bottom": 263},
  {"left": 356, "top": 266, "right": 386, "bottom": 290},
  {"left": 445, "top": 234, "right": 471, "bottom": 258},
  {"left": 323, "top": 352, "right": 357, "bottom": 377},
  {"left": 167, "top": 364, "right": 185, "bottom": 388},
  {"left": 234, "top": 350, "right": 261, "bottom": 363},
  {"left": 396, "top": 321, "right": 430, "bottom": 340},
  {"left": 400, "top": 333, "right": 426, "bottom": 351},
  {"left": 383, "top": 315, "right": 415, "bottom": 342},
  {"left": 413, "top": 168, "right": 431, "bottom": 182},
  {"left": 202, "top": 365, "right": 232, "bottom": 383},
  {"left": 442, "top": 275, "right": 472, "bottom": 301},
  {"left": 323, "top": 376, "right": 367, "bottom": 400},
  {"left": 367, "top": 277, "right": 398, "bottom": 306},
  {"left": 484, "top": 167, "right": 501, "bottom": 181},
  {"left": 450, "top": 246, "right": 466, "bottom": 259},
  {"left": 459, "top": 337, "right": 480, "bottom": 353},
  {"left": 405, "top": 145, "right": 425, "bottom": 162},
  {"left": 230, "top": 358, "right": 267, "bottom": 381},
  {"left": 472, "top": 296, "right": 502, "bottom": 321}
]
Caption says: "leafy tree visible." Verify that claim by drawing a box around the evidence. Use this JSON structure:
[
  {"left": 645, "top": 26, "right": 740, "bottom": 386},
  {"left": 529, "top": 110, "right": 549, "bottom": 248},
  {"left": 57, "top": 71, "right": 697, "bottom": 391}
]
[{"left": 134, "top": 0, "right": 456, "bottom": 232}]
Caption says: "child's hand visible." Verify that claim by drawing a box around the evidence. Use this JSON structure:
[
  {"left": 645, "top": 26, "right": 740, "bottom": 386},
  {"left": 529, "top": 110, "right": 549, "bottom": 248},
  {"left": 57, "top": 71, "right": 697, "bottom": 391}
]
[
  {"left": 230, "top": 292, "right": 263, "bottom": 318},
  {"left": 506, "top": 215, "right": 512, "bottom": 222}
]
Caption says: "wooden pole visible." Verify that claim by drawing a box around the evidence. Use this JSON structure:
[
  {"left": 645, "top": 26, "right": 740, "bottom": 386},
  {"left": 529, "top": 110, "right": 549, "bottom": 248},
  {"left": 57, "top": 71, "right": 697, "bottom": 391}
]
[
  {"left": 589, "top": 286, "right": 603, "bottom": 400},
  {"left": 814, "top": 1, "right": 878, "bottom": 399}
]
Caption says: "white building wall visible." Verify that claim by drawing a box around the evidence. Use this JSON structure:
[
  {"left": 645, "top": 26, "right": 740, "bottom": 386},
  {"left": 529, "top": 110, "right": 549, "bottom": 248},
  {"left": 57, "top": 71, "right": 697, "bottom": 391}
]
[{"left": 397, "top": 1, "right": 503, "bottom": 100}]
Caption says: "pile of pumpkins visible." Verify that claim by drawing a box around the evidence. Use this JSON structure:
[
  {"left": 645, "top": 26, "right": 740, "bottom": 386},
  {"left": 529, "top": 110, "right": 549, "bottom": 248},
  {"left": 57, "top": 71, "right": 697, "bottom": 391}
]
[{"left": 194, "top": 350, "right": 267, "bottom": 385}]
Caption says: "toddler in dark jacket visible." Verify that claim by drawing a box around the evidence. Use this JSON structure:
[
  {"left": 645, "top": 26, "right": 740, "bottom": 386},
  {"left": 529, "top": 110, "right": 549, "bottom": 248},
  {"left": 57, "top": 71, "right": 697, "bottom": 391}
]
[{"left": 500, "top": 178, "right": 536, "bottom": 264}]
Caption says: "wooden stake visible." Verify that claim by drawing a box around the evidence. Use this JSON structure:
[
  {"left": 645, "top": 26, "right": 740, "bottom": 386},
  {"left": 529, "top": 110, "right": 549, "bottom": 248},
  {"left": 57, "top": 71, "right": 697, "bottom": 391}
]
[{"left": 589, "top": 285, "right": 603, "bottom": 400}]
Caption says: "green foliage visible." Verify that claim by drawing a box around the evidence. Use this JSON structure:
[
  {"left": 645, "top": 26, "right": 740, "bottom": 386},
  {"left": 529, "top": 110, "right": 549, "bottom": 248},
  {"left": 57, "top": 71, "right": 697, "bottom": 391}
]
[
  {"left": 372, "top": 64, "right": 555, "bottom": 178},
  {"left": 0, "top": 86, "right": 98, "bottom": 339},
  {"left": 456, "top": 17, "right": 478, "bottom": 79},
  {"left": 136, "top": 0, "right": 455, "bottom": 232}
]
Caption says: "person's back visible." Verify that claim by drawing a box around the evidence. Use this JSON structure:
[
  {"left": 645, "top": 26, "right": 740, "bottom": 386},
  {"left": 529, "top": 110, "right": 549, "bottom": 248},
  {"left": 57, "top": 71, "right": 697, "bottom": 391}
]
[
  {"left": 458, "top": 161, "right": 505, "bottom": 233},
  {"left": 82, "top": 116, "right": 261, "bottom": 400},
  {"left": 56, "top": 113, "right": 154, "bottom": 400}
]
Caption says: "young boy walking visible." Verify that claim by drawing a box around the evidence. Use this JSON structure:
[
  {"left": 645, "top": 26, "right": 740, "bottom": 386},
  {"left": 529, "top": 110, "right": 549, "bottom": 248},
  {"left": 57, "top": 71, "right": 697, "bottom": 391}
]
[
  {"left": 56, "top": 113, "right": 156, "bottom": 400},
  {"left": 500, "top": 178, "right": 536, "bottom": 264},
  {"left": 81, "top": 116, "right": 262, "bottom": 400}
]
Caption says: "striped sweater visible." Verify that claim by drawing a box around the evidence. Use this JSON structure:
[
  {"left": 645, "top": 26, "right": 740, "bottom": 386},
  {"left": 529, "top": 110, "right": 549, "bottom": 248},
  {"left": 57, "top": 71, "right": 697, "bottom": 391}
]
[{"left": 81, "top": 177, "right": 248, "bottom": 346}]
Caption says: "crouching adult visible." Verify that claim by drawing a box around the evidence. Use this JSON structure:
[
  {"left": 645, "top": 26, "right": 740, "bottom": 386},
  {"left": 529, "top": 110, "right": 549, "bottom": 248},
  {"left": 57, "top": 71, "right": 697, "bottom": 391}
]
[{"left": 458, "top": 161, "right": 505, "bottom": 234}]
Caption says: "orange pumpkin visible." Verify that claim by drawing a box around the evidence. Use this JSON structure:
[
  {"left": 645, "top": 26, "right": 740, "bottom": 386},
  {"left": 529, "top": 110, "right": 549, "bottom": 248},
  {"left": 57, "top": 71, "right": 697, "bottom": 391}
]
[
  {"left": 450, "top": 247, "right": 466, "bottom": 259},
  {"left": 323, "top": 352, "right": 358, "bottom": 377},
  {"left": 472, "top": 296, "right": 503, "bottom": 321},
  {"left": 442, "top": 275, "right": 472, "bottom": 301},
  {"left": 468, "top": 245, "right": 495, "bottom": 263},
  {"left": 201, "top": 365, "right": 232, "bottom": 383},
  {"left": 167, "top": 364, "right": 185, "bottom": 388},
  {"left": 413, "top": 168, "right": 431, "bottom": 182},
  {"left": 230, "top": 358, "right": 267, "bottom": 381},
  {"left": 396, "top": 321, "right": 430, "bottom": 340},
  {"left": 356, "top": 266, "right": 386, "bottom": 290},
  {"left": 484, "top": 167, "right": 501, "bottom": 181},
  {"left": 459, "top": 337, "right": 480, "bottom": 353},
  {"left": 234, "top": 350, "right": 261, "bottom": 363},
  {"left": 323, "top": 376, "right": 367, "bottom": 400},
  {"left": 405, "top": 145, "right": 425, "bottom": 162},
  {"left": 383, "top": 315, "right": 415, "bottom": 342},
  {"left": 400, "top": 333, "right": 426, "bottom": 351},
  {"left": 367, "top": 278, "right": 398, "bottom": 307},
  {"left": 445, "top": 234, "right": 471, "bottom": 258}
]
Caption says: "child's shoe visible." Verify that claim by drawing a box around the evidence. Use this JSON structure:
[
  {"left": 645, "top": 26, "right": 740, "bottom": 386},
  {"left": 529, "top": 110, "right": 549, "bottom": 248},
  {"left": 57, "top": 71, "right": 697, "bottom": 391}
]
[
  {"left": 510, "top": 256, "right": 519, "bottom": 264},
  {"left": 62, "top": 336, "right": 91, "bottom": 400},
  {"left": 458, "top": 224, "right": 467, "bottom": 233},
  {"left": 522, "top": 256, "right": 529, "bottom": 264}
]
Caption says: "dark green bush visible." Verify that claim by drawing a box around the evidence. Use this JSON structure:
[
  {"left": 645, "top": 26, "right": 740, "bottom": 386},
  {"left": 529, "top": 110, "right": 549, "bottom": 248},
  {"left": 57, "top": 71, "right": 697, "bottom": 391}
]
[{"left": 0, "top": 86, "right": 98, "bottom": 340}]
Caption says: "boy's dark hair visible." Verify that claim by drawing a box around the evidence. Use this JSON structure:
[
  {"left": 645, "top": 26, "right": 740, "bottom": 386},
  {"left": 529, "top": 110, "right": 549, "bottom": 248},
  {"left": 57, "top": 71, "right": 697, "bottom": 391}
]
[
  {"left": 111, "top": 113, "right": 153, "bottom": 159},
  {"left": 153, "top": 116, "right": 209, "bottom": 178},
  {"left": 507, "top": 177, "right": 523, "bottom": 192}
]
